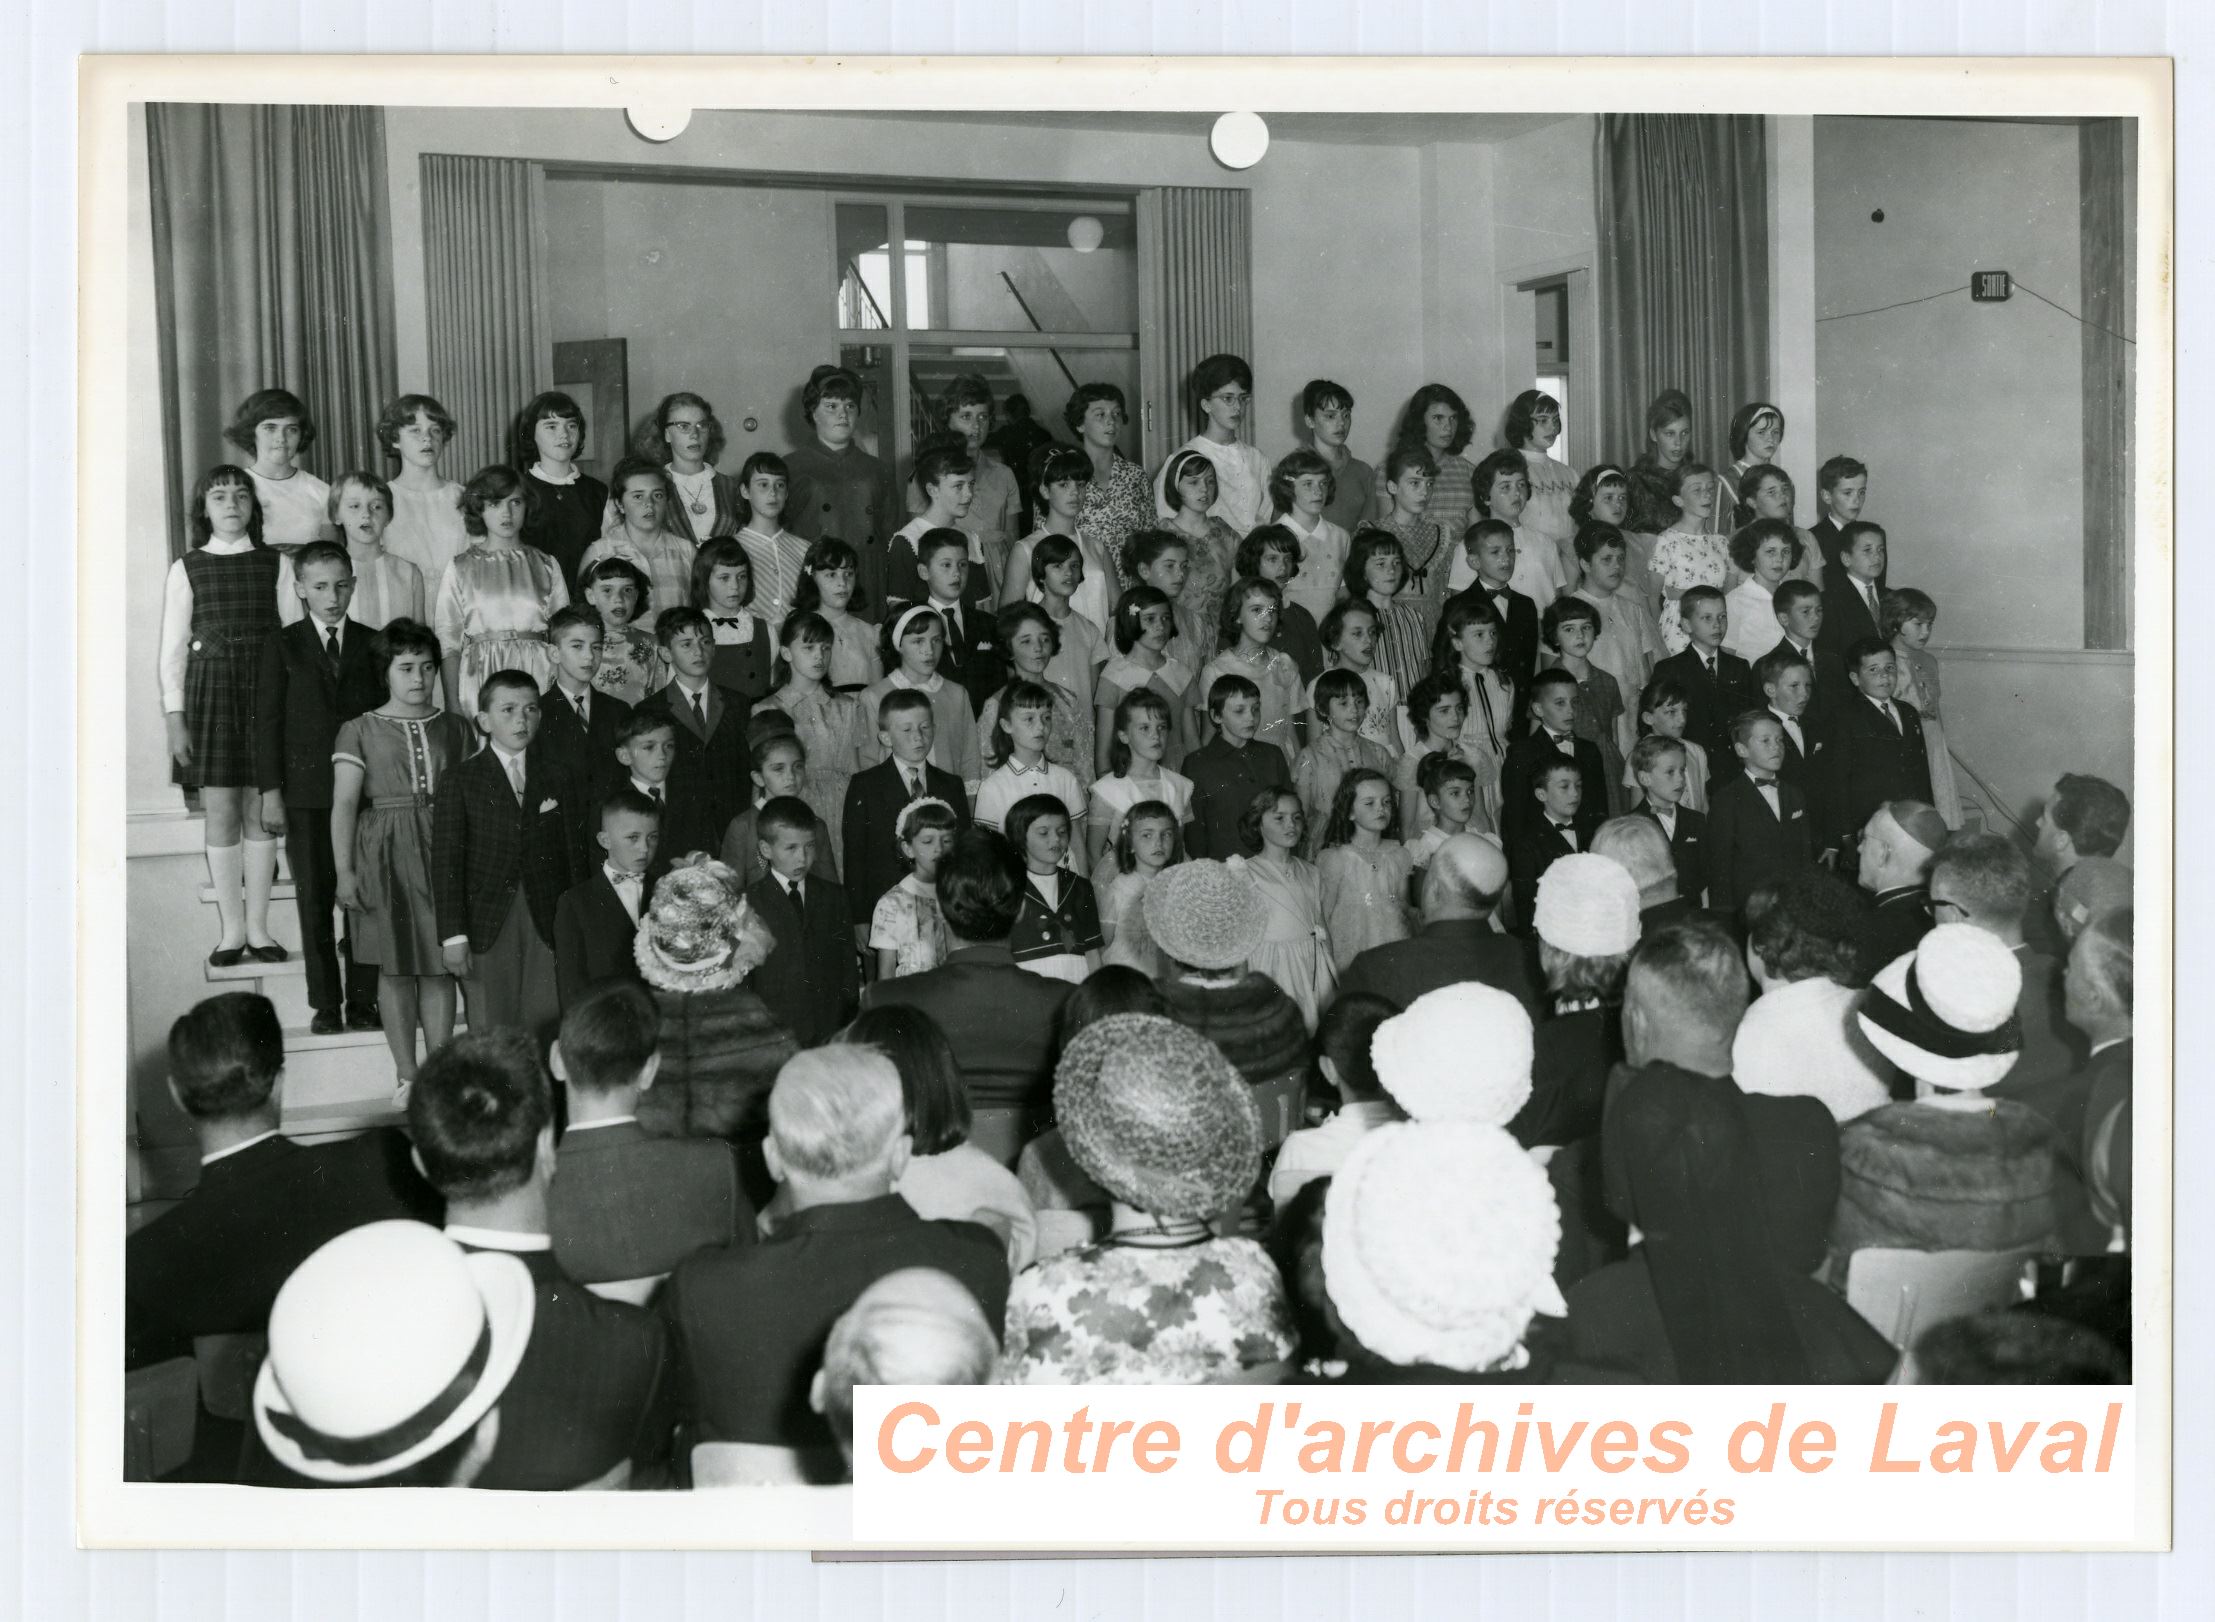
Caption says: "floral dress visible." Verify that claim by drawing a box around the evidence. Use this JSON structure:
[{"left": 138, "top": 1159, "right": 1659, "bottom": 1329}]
[
  {"left": 1317, "top": 840, "right": 1415, "bottom": 973},
  {"left": 433, "top": 542, "right": 569, "bottom": 720},
  {"left": 758, "top": 686, "right": 873, "bottom": 860},
  {"left": 1652, "top": 528, "right": 1731, "bottom": 655},
  {"left": 870, "top": 874, "right": 950, "bottom": 977},
  {"left": 1078, "top": 454, "right": 1155, "bottom": 588},
  {"left": 1229, "top": 853, "right": 1337, "bottom": 1034},
  {"left": 1166, "top": 516, "right": 1238, "bottom": 667},
  {"left": 997, "top": 1233, "right": 1295, "bottom": 1385},
  {"left": 592, "top": 625, "right": 663, "bottom": 706}
]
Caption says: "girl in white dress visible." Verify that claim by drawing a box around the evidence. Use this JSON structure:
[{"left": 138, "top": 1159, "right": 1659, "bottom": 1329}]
[
  {"left": 870, "top": 798, "right": 958, "bottom": 980},
  {"left": 1086, "top": 689, "right": 1195, "bottom": 881},
  {"left": 1004, "top": 446, "right": 1115, "bottom": 636},
  {"left": 1230, "top": 789, "right": 1337, "bottom": 1032},
  {"left": 226, "top": 386, "right": 334, "bottom": 551},
  {"left": 1735, "top": 464, "right": 1826, "bottom": 589},
  {"left": 1652, "top": 462, "right": 1734, "bottom": 656},
  {"left": 1723, "top": 518, "right": 1802, "bottom": 666},
  {"left": 1507, "top": 388, "right": 1583, "bottom": 591},
  {"left": 378, "top": 392, "right": 469, "bottom": 591},
  {"left": 433, "top": 466, "right": 569, "bottom": 719},
  {"left": 1153, "top": 353, "right": 1272, "bottom": 535}
]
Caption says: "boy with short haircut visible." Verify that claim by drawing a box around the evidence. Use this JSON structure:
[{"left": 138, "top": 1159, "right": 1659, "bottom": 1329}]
[
  {"left": 746, "top": 795, "right": 860, "bottom": 1045},
  {"left": 1630, "top": 733, "right": 1706, "bottom": 905},
  {"left": 1441, "top": 517, "right": 1541, "bottom": 686},
  {"left": 1464, "top": 448, "right": 1565, "bottom": 606},
  {"left": 842, "top": 688, "right": 972, "bottom": 933},
  {"left": 1507, "top": 758, "right": 1587, "bottom": 929},
  {"left": 1408, "top": 753, "right": 1479, "bottom": 870},
  {"left": 1301, "top": 379, "right": 1376, "bottom": 533},
  {"left": 1821, "top": 636, "right": 1932, "bottom": 860},
  {"left": 974, "top": 680, "right": 1089, "bottom": 870},
  {"left": 1267, "top": 990, "right": 1402, "bottom": 1210},
  {"left": 1706, "top": 709, "right": 1814, "bottom": 915},
  {"left": 887, "top": 439, "right": 979, "bottom": 598},
  {"left": 1572, "top": 525, "right": 1668, "bottom": 755},
  {"left": 897, "top": 527, "right": 1004, "bottom": 716},
  {"left": 1754, "top": 644, "right": 1831, "bottom": 846},
  {"left": 613, "top": 708, "right": 680, "bottom": 831},
  {"left": 554, "top": 788, "right": 660, "bottom": 1007},
  {"left": 1810, "top": 454, "right": 1874, "bottom": 586},
  {"left": 1819, "top": 519, "right": 1890, "bottom": 662},
  {"left": 1770, "top": 578, "right": 1847, "bottom": 716},
  {"left": 718, "top": 731, "right": 838, "bottom": 890},
  {"left": 638, "top": 606, "right": 755, "bottom": 862},
  {"left": 784, "top": 363, "right": 893, "bottom": 610},
  {"left": 433, "top": 671, "right": 584, "bottom": 1051},
  {"left": 907, "top": 376, "right": 1021, "bottom": 592},
  {"left": 1646, "top": 584, "right": 1752, "bottom": 766},
  {"left": 538, "top": 605, "right": 632, "bottom": 867},
  {"left": 255, "top": 539, "right": 386, "bottom": 1034},
  {"left": 315, "top": 468, "right": 423, "bottom": 629},
  {"left": 1499, "top": 667, "right": 1608, "bottom": 850},
  {"left": 1184, "top": 674, "right": 1292, "bottom": 859},
  {"left": 1004, "top": 793, "right": 1104, "bottom": 985},
  {"left": 548, "top": 979, "right": 753, "bottom": 1292}
]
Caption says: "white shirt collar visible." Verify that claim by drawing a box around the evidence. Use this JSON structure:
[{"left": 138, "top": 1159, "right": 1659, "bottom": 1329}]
[
  {"left": 674, "top": 674, "right": 712, "bottom": 700},
  {"left": 443, "top": 1223, "right": 552, "bottom": 1252},
  {"left": 891, "top": 667, "right": 946, "bottom": 695},
  {"left": 490, "top": 742, "right": 527, "bottom": 774},
  {"left": 530, "top": 460, "right": 579, "bottom": 486},
  {"left": 201, "top": 1127, "right": 280, "bottom": 1167},
  {"left": 563, "top": 1114, "right": 637, "bottom": 1133},
  {"left": 629, "top": 776, "right": 664, "bottom": 798},
  {"left": 200, "top": 534, "right": 256, "bottom": 556}
]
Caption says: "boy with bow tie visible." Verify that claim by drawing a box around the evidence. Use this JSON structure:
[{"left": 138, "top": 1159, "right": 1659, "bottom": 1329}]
[
  {"left": 554, "top": 788, "right": 659, "bottom": 1007},
  {"left": 1705, "top": 709, "right": 1813, "bottom": 917}
]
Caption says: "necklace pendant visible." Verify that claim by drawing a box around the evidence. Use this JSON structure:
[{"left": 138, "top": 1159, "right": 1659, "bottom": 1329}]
[{"left": 690, "top": 500, "right": 708, "bottom": 516}]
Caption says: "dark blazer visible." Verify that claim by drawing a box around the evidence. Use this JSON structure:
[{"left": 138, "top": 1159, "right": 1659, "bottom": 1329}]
[
  {"left": 554, "top": 870, "right": 645, "bottom": 1007},
  {"left": 1812, "top": 515, "right": 1885, "bottom": 595},
  {"left": 1857, "top": 887, "right": 1935, "bottom": 981},
  {"left": 1511, "top": 1006, "right": 1621, "bottom": 1150},
  {"left": 745, "top": 873, "right": 860, "bottom": 1047},
  {"left": 1443, "top": 581, "right": 1541, "bottom": 690},
  {"left": 1768, "top": 707, "right": 1827, "bottom": 802},
  {"left": 666, "top": 469, "right": 748, "bottom": 543},
  {"left": 549, "top": 1119, "right": 752, "bottom": 1285},
  {"left": 1648, "top": 644, "right": 1754, "bottom": 768},
  {"left": 537, "top": 683, "right": 632, "bottom": 807},
  {"left": 452, "top": 1240, "right": 674, "bottom": 1491},
  {"left": 1508, "top": 817, "right": 1583, "bottom": 929},
  {"left": 1183, "top": 735, "right": 1291, "bottom": 860},
  {"left": 1821, "top": 693, "right": 1932, "bottom": 852},
  {"left": 1818, "top": 572, "right": 1886, "bottom": 664},
  {"left": 1776, "top": 636, "right": 1850, "bottom": 722},
  {"left": 1988, "top": 942, "right": 2087, "bottom": 1101},
  {"left": 431, "top": 744, "right": 585, "bottom": 951},
  {"left": 1335, "top": 917, "right": 1545, "bottom": 1024},
  {"left": 125, "top": 1131, "right": 438, "bottom": 1366},
  {"left": 638, "top": 680, "right": 755, "bottom": 862},
  {"left": 861, "top": 942, "right": 1071, "bottom": 1113},
  {"left": 253, "top": 617, "right": 385, "bottom": 805},
  {"left": 889, "top": 595, "right": 1005, "bottom": 718},
  {"left": 1705, "top": 772, "right": 1814, "bottom": 916},
  {"left": 1500, "top": 728, "right": 1608, "bottom": 850},
  {"left": 1637, "top": 803, "right": 1708, "bottom": 906},
  {"left": 840, "top": 756, "right": 971, "bottom": 924}
]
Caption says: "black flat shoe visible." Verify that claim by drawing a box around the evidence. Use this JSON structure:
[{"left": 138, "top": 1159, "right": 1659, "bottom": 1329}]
[
  {"left": 310, "top": 1010, "right": 345, "bottom": 1036},
  {"left": 245, "top": 942, "right": 290, "bottom": 965},
  {"left": 208, "top": 946, "right": 246, "bottom": 969},
  {"left": 345, "top": 1007, "right": 381, "bottom": 1033}
]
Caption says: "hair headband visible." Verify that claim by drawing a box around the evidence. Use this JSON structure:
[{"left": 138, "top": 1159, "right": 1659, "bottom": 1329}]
[
  {"left": 896, "top": 796, "right": 955, "bottom": 842},
  {"left": 1859, "top": 964, "right": 2022, "bottom": 1060},
  {"left": 891, "top": 604, "right": 943, "bottom": 644}
]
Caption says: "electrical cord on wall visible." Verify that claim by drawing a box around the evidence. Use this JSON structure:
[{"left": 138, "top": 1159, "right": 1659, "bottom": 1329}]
[{"left": 1814, "top": 279, "right": 2134, "bottom": 346}]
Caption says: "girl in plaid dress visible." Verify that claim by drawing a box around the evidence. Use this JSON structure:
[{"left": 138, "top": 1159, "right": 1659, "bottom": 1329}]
[{"left": 159, "top": 465, "right": 291, "bottom": 967}]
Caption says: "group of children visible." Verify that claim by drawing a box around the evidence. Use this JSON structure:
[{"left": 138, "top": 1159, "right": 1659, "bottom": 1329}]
[{"left": 164, "top": 367, "right": 1973, "bottom": 1094}]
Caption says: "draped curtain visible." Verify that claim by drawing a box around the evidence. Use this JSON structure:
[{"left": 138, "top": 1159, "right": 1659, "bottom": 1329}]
[
  {"left": 1136, "top": 187, "right": 1254, "bottom": 467},
  {"left": 2079, "top": 118, "right": 2135, "bottom": 651},
  {"left": 1594, "top": 115, "right": 1770, "bottom": 474},
  {"left": 147, "top": 104, "right": 397, "bottom": 558},
  {"left": 422, "top": 155, "right": 549, "bottom": 478}
]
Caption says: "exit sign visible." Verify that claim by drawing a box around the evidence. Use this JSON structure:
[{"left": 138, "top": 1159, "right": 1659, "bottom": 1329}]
[{"left": 1972, "top": 270, "right": 2013, "bottom": 302}]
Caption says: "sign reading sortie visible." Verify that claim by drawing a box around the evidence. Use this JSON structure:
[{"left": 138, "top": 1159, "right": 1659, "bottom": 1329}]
[{"left": 853, "top": 1388, "right": 2144, "bottom": 1552}]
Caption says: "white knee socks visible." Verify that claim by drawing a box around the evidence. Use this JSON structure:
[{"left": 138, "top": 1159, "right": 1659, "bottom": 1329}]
[
  {"left": 243, "top": 836, "right": 280, "bottom": 947},
  {"left": 205, "top": 842, "right": 246, "bottom": 950}
]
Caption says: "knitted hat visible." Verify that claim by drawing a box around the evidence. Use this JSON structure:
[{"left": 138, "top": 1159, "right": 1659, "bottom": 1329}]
[
  {"left": 254, "top": 1221, "right": 534, "bottom": 1484},
  {"left": 1055, "top": 1013, "right": 1262, "bottom": 1219},
  {"left": 2056, "top": 856, "right": 2133, "bottom": 940},
  {"left": 1533, "top": 852, "right": 1642, "bottom": 958},
  {"left": 1324, "top": 1121, "right": 1568, "bottom": 1372},
  {"left": 1144, "top": 858, "right": 1268, "bottom": 971},
  {"left": 1857, "top": 922, "right": 2023, "bottom": 1091},
  {"left": 1886, "top": 799, "right": 1951, "bottom": 858},
  {"left": 636, "top": 855, "right": 773, "bottom": 992},
  {"left": 1371, "top": 982, "right": 1534, "bottom": 1126}
]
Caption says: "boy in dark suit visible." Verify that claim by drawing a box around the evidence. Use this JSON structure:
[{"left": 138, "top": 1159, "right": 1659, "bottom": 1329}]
[
  {"left": 638, "top": 607, "right": 754, "bottom": 863},
  {"left": 1647, "top": 585, "right": 1752, "bottom": 769},
  {"left": 842, "top": 688, "right": 970, "bottom": 942},
  {"left": 1810, "top": 455, "right": 1876, "bottom": 588},
  {"left": 1499, "top": 668, "right": 1608, "bottom": 851},
  {"left": 539, "top": 605, "right": 632, "bottom": 866},
  {"left": 717, "top": 730, "right": 839, "bottom": 890},
  {"left": 1629, "top": 734, "right": 1706, "bottom": 906},
  {"left": 1184, "top": 673, "right": 1290, "bottom": 859},
  {"left": 1441, "top": 517, "right": 1540, "bottom": 690},
  {"left": 555, "top": 788, "right": 659, "bottom": 1008},
  {"left": 1508, "top": 758, "right": 1588, "bottom": 933},
  {"left": 1705, "top": 710, "right": 1814, "bottom": 916},
  {"left": 890, "top": 527, "right": 1003, "bottom": 718},
  {"left": 1818, "top": 520, "right": 1889, "bottom": 665},
  {"left": 1753, "top": 644, "right": 1835, "bottom": 860},
  {"left": 255, "top": 540, "right": 386, "bottom": 1035},
  {"left": 1821, "top": 637, "right": 1933, "bottom": 863},
  {"left": 746, "top": 795, "right": 860, "bottom": 1046},
  {"left": 1771, "top": 580, "right": 1848, "bottom": 719},
  {"left": 433, "top": 671, "right": 582, "bottom": 1051}
]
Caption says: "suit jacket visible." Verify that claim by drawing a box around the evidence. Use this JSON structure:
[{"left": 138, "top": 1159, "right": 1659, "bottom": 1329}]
[
  {"left": 1637, "top": 803, "right": 1708, "bottom": 906},
  {"left": 451, "top": 1239, "right": 674, "bottom": 1491},
  {"left": 549, "top": 1118, "right": 752, "bottom": 1284},
  {"left": 1988, "top": 942, "right": 2088, "bottom": 1100},
  {"left": 665, "top": 469, "right": 747, "bottom": 543},
  {"left": 431, "top": 743, "right": 585, "bottom": 951},
  {"left": 860, "top": 942, "right": 1071, "bottom": 1113},
  {"left": 1768, "top": 706, "right": 1828, "bottom": 803},
  {"left": 1776, "top": 637, "right": 1850, "bottom": 723},
  {"left": 555, "top": 870, "right": 646, "bottom": 1006},
  {"left": 745, "top": 874, "right": 860, "bottom": 1046},
  {"left": 1648, "top": 645, "right": 1754, "bottom": 768},
  {"left": 1705, "top": 772, "right": 1813, "bottom": 916},
  {"left": 126, "top": 1131, "right": 439, "bottom": 1366},
  {"left": 1857, "top": 886, "right": 1934, "bottom": 982},
  {"left": 1182, "top": 735, "right": 1291, "bottom": 860},
  {"left": 1818, "top": 571, "right": 1886, "bottom": 664},
  {"left": 638, "top": 680, "right": 755, "bottom": 861},
  {"left": 1443, "top": 581, "right": 1541, "bottom": 691},
  {"left": 1508, "top": 818, "right": 1584, "bottom": 929},
  {"left": 889, "top": 595, "right": 1005, "bottom": 718},
  {"left": 1499, "top": 728, "right": 1608, "bottom": 851},
  {"left": 1811, "top": 515, "right": 1885, "bottom": 595},
  {"left": 1335, "top": 916, "right": 1545, "bottom": 1024},
  {"left": 253, "top": 617, "right": 385, "bottom": 806},
  {"left": 1821, "top": 693, "right": 1932, "bottom": 851},
  {"left": 537, "top": 684, "right": 633, "bottom": 809},
  {"left": 840, "top": 756, "right": 971, "bottom": 924}
]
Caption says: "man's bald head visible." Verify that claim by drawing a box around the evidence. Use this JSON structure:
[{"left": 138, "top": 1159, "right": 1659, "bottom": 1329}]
[
  {"left": 1592, "top": 816, "right": 1677, "bottom": 907},
  {"left": 1420, "top": 833, "right": 1509, "bottom": 921},
  {"left": 1858, "top": 801, "right": 1942, "bottom": 895}
]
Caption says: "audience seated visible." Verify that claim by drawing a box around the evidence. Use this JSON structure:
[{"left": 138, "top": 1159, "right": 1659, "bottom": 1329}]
[
  {"left": 2053, "top": 855, "right": 2132, "bottom": 948},
  {"left": 1333, "top": 834, "right": 1541, "bottom": 1019},
  {"left": 661, "top": 1045, "right": 1007, "bottom": 1479},
  {"left": 1267, "top": 993, "right": 1401, "bottom": 1211},
  {"left": 1828, "top": 925, "right": 2065, "bottom": 1276},
  {"left": 1012, "top": 966, "right": 1165, "bottom": 1253},
  {"left": 1148, "top": 859, "right": 1311, "bottom": 1094},
  {"left": 1591, "top": 814, "right": 1695, "bottom": 938},
  {"left": 1853, "top": 799, "right": 1945, "bottom": 978},
  {"left": 1931, "top": 832, "right": 2081, "bottom": 1098},
  {"left": 2018, "top": 906, "right": 2135, "bottom": 1249},
  {"left": 1513, "top": 853, "right": 1639, "bottom": 1148},
  {"left": 807, "top": 1268, "right": 1000, "bottom": 1475},
  {"left": 127, "top": 992, "right": 439, "bottom": 1368},
  {"left": 2027, "top": 772, "right": 2131, "bottom": 954},
  {"left": 1733, "top": 871, "right": 1890, "bottom": 1122}
]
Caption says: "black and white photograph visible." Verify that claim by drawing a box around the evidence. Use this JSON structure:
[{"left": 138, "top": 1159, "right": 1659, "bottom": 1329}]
[{"left": 89, "top": 57, "right": 2169, "bottom": 1545}]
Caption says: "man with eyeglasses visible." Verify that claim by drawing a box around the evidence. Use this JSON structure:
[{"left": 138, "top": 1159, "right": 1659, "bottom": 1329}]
[
  {"left": 1852, "top": 799, "right": 1946, "bottom": 979},
  {"left": 1300, "top": 378, "right": 1377, "bottom": 532},
  {"left": 1928, "top": 832, "right": 2083, "bottom": 1097}
]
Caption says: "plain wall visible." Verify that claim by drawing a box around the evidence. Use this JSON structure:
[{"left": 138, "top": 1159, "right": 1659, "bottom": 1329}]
[{"left": 1813, "top": 115, "right": 2086, "bottom": 650}]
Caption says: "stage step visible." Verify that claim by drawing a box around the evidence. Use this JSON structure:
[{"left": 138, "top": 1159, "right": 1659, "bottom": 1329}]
[{"left": 199, "top": 882, "right": 297, "bottom": 903}]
